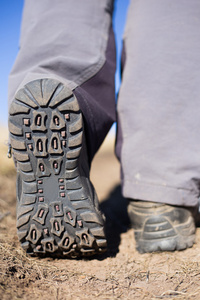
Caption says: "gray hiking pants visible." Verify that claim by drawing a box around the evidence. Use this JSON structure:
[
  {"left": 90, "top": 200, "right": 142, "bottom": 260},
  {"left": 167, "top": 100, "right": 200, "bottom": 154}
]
[{"left": 8, "top": 0, "right": 200, "bottom": 207}]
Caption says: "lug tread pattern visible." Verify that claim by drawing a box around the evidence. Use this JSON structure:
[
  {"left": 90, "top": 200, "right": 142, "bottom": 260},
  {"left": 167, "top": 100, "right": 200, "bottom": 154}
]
[
  {"left": 128, "top": 201, "right": 196, "bottom": 253},
  {"left": 15, "top": 88, "right": 39, "bottom": 108},
  {"left": 9, "top": 78, "right": 106, "bottom": 258},
  {"left": 9, "top": 121, "right": 23, "bottom": 136},
  {"left": 9, "top": 101, "right": 30, "bottom": 115},
  {"left": 18, "top": 161, "right": 33, "bottom": 172}
]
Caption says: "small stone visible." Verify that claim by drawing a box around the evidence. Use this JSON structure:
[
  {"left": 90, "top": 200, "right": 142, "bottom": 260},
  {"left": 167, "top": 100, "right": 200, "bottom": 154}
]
[
  {"left": 54, "top": 162, "right": 58, "bottom": 169},
  {"left": 55, "top": 205, "right": 60, "bottom": 212},
  {"left": 55, "top": 222, "right": 59, "bottom": 231},
  {"left": 65, "top": 114, "right": 70, "bottom": 120},
  {"left": 24, "top": 119, "right": 30, "bottom": 126},
  {"left": 36, "top": 116, "right": 41, "bottom": 126},
  {"left": 68, "top": 212, "right": 73, "bottom": 220},
  {"left": 61, "top": 131, "right": 66, "bottom": 138},
  {"left": 39, "top": 210, "right": 44, "bottom": 218},
  {"left": 39, "top": 164, "right": 44, "bottom": 172},
  {"left": 26, "top": 133, "right": 31, "bottom": 139},
  {"left": 77, "top": 220, "right": 83, "bottom": 227}
]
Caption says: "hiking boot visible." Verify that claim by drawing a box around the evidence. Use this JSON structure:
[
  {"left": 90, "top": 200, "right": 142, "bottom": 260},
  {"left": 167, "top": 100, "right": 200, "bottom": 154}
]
[
  {"left": 8, "top": 78, "right": 107, "bottom": 257},
  {"left": 128, "top": 200, "right": 196, "bottom": 253}
]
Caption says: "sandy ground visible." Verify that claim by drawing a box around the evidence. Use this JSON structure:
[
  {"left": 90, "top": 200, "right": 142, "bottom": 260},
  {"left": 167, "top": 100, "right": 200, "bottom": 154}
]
[{"left": 1, "top": 128, "right": 200, "bottom": 299}]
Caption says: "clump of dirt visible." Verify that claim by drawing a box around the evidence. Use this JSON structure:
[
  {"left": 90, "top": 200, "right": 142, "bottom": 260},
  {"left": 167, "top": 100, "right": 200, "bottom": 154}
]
[{"left": 1, "top": 129, "right": 200, "bottom": 299}]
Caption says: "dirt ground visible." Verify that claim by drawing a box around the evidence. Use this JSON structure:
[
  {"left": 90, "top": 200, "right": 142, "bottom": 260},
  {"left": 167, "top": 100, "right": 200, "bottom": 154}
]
[{"left": 1, "top": 128, "right": 200, "bottom": 300}]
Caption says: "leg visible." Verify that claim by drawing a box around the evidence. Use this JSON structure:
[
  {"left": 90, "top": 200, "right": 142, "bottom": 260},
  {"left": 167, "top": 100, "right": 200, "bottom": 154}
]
[
  {"left": 117, "top": 0, "right": 200, "bottom": 252},
  {"left": 8, "top": 0, "right": 116, "bottom": 257},
  {"left": 9, "top": 0, "right": 116, "bottom": 162}
]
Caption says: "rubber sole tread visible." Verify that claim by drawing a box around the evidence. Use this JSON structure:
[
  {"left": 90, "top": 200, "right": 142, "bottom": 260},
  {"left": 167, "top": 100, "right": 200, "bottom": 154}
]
[
  {"left": 9, "top": 78, "right": 106, "bottom": 258},
  {"left": 128, "top": 200, "right": 196, "bottom": 253}
]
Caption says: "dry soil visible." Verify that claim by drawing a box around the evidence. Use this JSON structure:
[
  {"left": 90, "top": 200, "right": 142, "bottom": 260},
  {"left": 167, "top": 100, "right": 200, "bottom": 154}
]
[{"left": 1, "top": 129, "right": 200, "bottom": 300}]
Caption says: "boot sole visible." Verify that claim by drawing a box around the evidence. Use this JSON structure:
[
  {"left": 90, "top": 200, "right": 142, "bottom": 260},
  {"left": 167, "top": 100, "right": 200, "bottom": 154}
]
[
  {"left": 128, "top": 201, "right": 196, "bottom": 253},
  {"left": 135, "top": 215, "right": 195, "bottom": 253},
  {"left": 9, "top": 78, "right": 107, "bottom": 257}
]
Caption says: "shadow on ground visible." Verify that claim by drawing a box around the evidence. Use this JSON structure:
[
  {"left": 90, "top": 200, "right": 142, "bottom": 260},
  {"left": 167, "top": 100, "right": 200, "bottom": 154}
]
[{"left": 100, "top": 185, "right": 130, "bottom": 258}]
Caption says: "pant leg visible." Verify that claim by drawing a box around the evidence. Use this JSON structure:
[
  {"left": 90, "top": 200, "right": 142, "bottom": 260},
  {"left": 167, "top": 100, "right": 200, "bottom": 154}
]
[
  {"left": 8, "top": 0, "right": 116, "bottom": 162},
  {"left": 116, "top": 0, "right": 200, "bottom": 207}
]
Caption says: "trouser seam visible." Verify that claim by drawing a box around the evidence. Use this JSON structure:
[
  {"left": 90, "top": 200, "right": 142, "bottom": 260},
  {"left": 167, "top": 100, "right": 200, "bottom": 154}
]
[
  {"left": 74, "top": 88, "right": 99, "bottom": 143},
  {"left": 72, "top": 4, "right": 111, "bottom": 86},
  {"left": 74, "top": 57, "right": 105, "bottom": 87}
]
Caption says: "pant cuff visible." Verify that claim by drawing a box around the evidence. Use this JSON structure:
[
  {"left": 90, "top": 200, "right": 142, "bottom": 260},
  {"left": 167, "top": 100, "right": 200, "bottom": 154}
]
[{"left": 122, "top": 180, "right": 199, "bottom": 207}]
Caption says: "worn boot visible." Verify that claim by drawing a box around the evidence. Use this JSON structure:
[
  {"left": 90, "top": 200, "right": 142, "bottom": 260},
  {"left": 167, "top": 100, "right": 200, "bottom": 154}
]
[
  {"left": 128, "top": 200, "right": 196, "bottom": 253},
  {"left": 8, "top": 78, "right": 107, "bottom": 257}
]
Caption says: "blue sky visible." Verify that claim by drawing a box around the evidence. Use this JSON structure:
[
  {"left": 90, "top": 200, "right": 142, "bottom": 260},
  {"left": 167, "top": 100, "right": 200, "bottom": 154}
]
[{"left": 0, "top": 0, "right": 130, "bottom": 126}]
